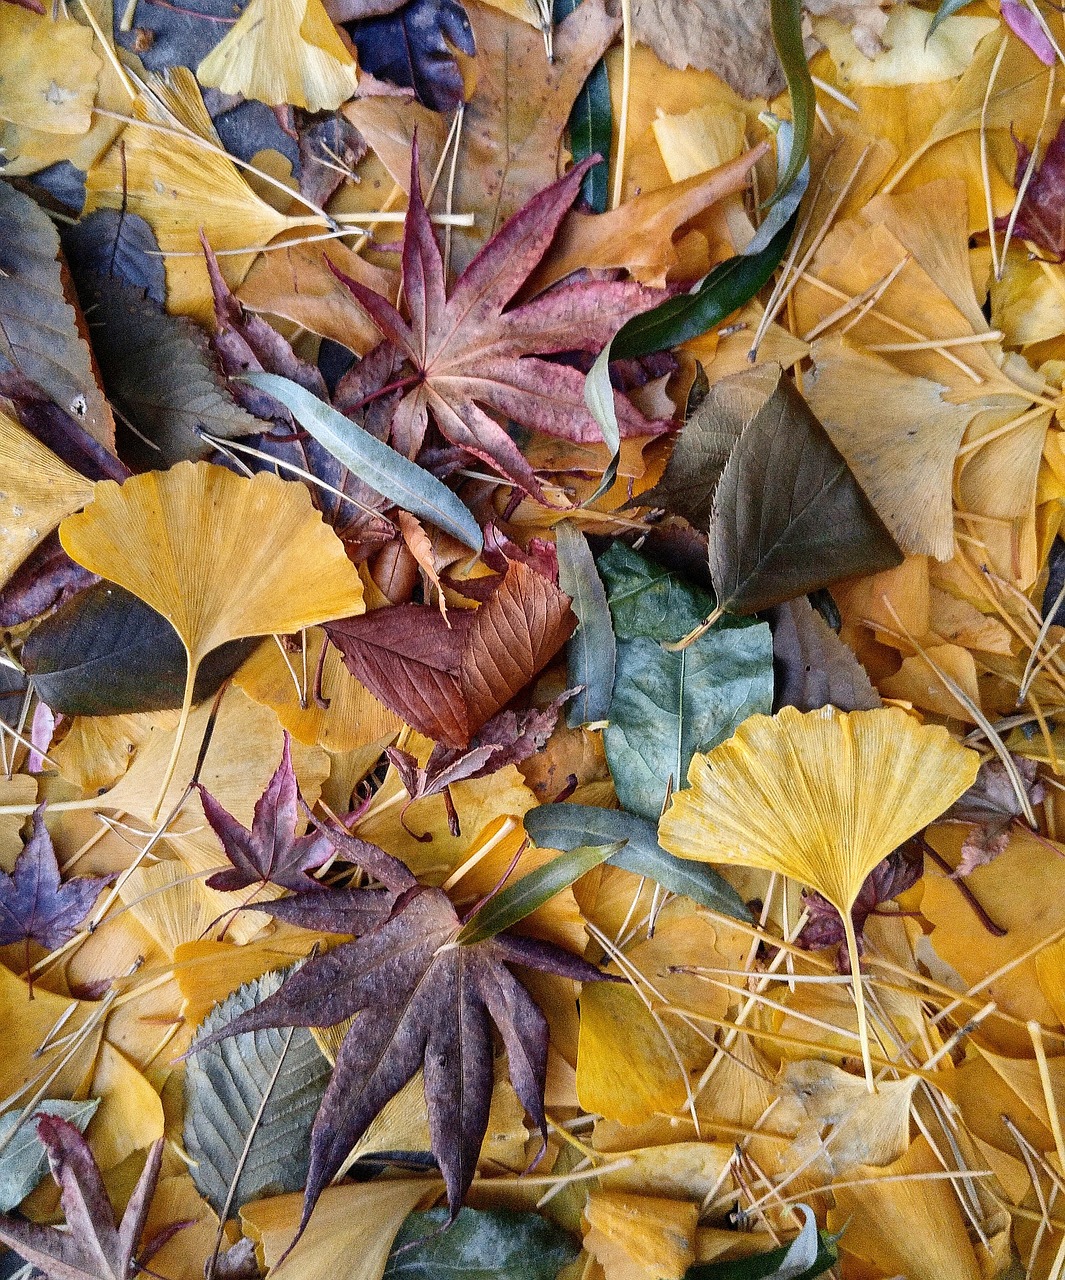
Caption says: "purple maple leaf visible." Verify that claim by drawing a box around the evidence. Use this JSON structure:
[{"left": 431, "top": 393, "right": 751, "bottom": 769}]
[{"left": 996, "top": 121, "right": 1065, "bottom": 262}]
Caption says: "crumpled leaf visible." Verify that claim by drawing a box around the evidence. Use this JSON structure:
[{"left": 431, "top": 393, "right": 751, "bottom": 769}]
[
  {"left": 383, "top": 1206, "right": 579, "bottom": 1280},
  {"left": 344, "top": 0, "right": 474, "bottom": 111},
  {"left": 0, "top": 1115, "right": 163, "bottom": 1280},
  {"left": 197, "top": 0, "right": 359, "bottom": 111},
  {"left": 327, "top": 558, "right": 576, "bottom": 750},
  {"left": 189, "top": 862, "right": 608, "bottom": 1245},
  {"left": 0, "top": 182, "right": 114, "bottom": 447},
  {"left": 0, "top": 804, "right": 111, "bottom": 953},
  {"left": 629, "top": 0, "right": 782, "bottom": 99},
  {"left": 0, "top": 1099, "right": 99, "bottom": 1213},
  {"left": 942, "top": 755, "right": 1045, "bottom": 876},
  {"left": 769, "top": 596, "right": 881, "bottom": 713},
  {"left": 334, "top": 145, "right": 665, "bottom": 495},
  {"left": 995, "top": 120, "right": 1065, "bottom": 262},
  {"left": 199, "top": 732, "right": 336, "bottom": 892},
  {"left": 184, "top": 965, "right": 333, "bottom": 1214},
  {"left": 22, "top": 581, "right": 255, "bottom": 717}
]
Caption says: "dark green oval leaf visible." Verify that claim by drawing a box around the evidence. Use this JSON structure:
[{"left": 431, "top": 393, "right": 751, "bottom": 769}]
[
  {"left": 554, "top": 521, "right": 615, "bottom": 726},
  {"left": 685, "top": 1206, "right": 837, "bottom": 1280},
  {"left": 384, "top": 1206, "right": 579, "bottom": 1280},
  {"left": 458, "top": 841, "right": 622, "bottom": 945},
  {"left": 555, "top": 0, "right": 612, "bottom": 213},
  {"left": 243, "top": 372, "right": 484, "bottom": 552},
  {"left": 523, "top": 803, "right": 751, "bottom": 920},
  {"left": 23, "top": 582, "right": 255, "bottom": 716}
]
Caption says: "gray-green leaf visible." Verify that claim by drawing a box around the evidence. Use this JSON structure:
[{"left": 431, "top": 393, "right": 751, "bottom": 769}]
[
  {"left": 523, "top": 803, "right": 750, "bottom": 919},
  {"left": 384, "top": 1207, "right": 579, "bottom": 1280},
  {"left": 554, "top": 522, "right": 615, "bottom": 726},
  {"left": 0, "top": 1100, "right": 99, "bottom": 1213},
  {"left": 184, "top": 967, "right": 332, "bottom": 1215},
  {"left": 244, "top": 372, "right": 483, "bottom": 552}
]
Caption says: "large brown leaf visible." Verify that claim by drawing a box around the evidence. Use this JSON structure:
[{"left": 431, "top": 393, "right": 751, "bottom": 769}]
[{"left": 327, "top": 560, "right": 577, "bottom": 748}]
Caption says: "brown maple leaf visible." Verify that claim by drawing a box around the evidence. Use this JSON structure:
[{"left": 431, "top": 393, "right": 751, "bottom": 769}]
[{"left": 332, "top": 143, "right": 669, "bottom": 496}]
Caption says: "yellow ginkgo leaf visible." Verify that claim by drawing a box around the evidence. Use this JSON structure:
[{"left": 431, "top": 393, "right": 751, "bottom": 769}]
[
  {"left": 0, "top": 410, "right": 96, "bottom": 589},
  {"left": 0, "top": 6, "right": 102, "bottom": 136},
  {"left": 583, "top": 1189, "right": 697, "bottom": 1280},
  {"left": 659, "top": 705, "right": 979, "bottom": 1088},
  {"left": 58, "top": 462, "right": 364, "bottom": 817},
  {"left": 197, "top": 0, "right": 358, "bottom": 113}
]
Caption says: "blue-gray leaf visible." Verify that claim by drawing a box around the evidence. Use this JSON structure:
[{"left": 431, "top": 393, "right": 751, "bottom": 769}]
[
  {"left": 554, "top": 521, "right": 615, "bottom": 726},
  {"left": 0, "top": 1099, "right": 99, "bottom": 1212}
]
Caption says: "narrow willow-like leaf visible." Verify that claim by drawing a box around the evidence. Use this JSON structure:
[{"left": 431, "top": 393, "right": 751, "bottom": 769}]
[
  {"left": 927, "top": 0, "right": 974, "bottom": 41},
  {"left": 768, "top": 0, "right": 815, "bottom": 202},
  {"left": 458, "top": 842, "right": 622, "bottom": 944},
  {"left": 555, "top": 0, "right": 611, "bottom": 212},
  {"left": 582, "top": 340, "right": 622, "bottom": 502},
  {"left": 523, "top": 803, "right": 751, "bottom": 920},
  {"left": 243, "top": 372, "right": 484, "bottom": 552},
  {"left": 554, "top": 521, "right": 616, "bottom": 725}
]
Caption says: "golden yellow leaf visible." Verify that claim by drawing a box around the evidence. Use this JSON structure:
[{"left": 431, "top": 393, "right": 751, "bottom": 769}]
[
  {"left": 59, "top": 462, "right": 362, "bottom": 816},
  {"left": 597, "top": 1143, "right": 733, "bottom": 1202},
  {"left": 0, "top": 7, "right": 102, "bottom": 135},
  {"left": 173, "top": 935, "right": 319, "bottom": 1028},
  {"left": 652, "top": 103, "right": 747, "bottom": 182},
  {"left": 583, "top": 1190, "right": 697, "bottom": 1280},
  {"left": 0, "top": 411, "right": 96, "bottom": 590},
  {"left": 659, "top": 705, "right": 978, "bottom": 1086},
  {"left": 0, "top": 777, "right": 37, "bottom": 871},
  {"left": 84, "top": 68, "right": 322, "bottom": 319},
  {"left": 50, "top": 712, "right": 166, "bottom": 794},
  {"left": 197, "top": 0, "right": 358, "bottom": 112},
  {"left": 87, "top": 1041, "right": 164, "bottom": 1168}
]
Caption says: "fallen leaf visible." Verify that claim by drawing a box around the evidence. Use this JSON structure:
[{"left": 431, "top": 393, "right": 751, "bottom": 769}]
[
  {"left": 0, "top": 6, "right": 102, "bottom": 136},
  {"left": 769, "top": 595, "right": 881, "bottom": 713},
  {"left": 942, "top": 755, "right": 1045, "bottom": 876},
  {"left": 197, "top": 0, "right": 359, "bottom": 111},
  {"left": 583, "top": 1188, "right": 697, "bottom": 1280},
  {"left": 0, "top": 1099, "right": 99, "bottom": 1214},
  {"left": 384, "top": 1206, "right": 579, "bottom": 1280},
  {"left": 995, "top": 119, "right": 1065, "bottom": 262},
  {"left": 629, "top": 0, "right": 781, "bottom": 98},
  {"left": 344, "top": 0, "right": 474, "bottom": 111}
]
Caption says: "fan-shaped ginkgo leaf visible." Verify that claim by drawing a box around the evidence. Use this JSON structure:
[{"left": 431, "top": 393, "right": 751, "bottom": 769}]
[
  {"left": 0, "top": 411, "right": 95, "bottom": 588},
  {"left": 658, "top": 705, "right": 979, "bottom": 1088},
  {"left": 58, "top": 462, "right": 364, "bottom": 817},
  {"left": 197, "top": 0, "right": 359, "bottom": 113}
]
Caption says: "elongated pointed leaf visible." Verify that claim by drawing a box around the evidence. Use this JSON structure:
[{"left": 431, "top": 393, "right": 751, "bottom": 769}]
[
  {"left": 522, "top": 803, "right": 751, "bottom": 919},
  {"left": 706, "top": 365, "right": 903, "bottom": 615},
  {"left": 554, "top": 522, "right": 615, "bottom": 726},
  {"left": 927, "top": 0, "right": 975, "bottom": 41},
  {"left": 458, "top": 842, "right": 623, "bottom": 945},
  {"left": 383, "top": 1206, "right": 579, "bottom": 1280},
  {"left": 768, "top": 0, "right": 814, "bottom": 202},
  {"left": 243, "top": 373, "right": 484, "bottom": 552}
]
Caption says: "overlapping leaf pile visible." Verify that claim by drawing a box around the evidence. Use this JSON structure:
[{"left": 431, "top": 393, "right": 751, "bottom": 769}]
[{"left": 5, "top": 0, "right": 1065, "bottom": 1277}]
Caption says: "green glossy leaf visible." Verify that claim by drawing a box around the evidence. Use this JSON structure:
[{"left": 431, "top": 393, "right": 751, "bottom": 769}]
[
  {"left": 598, "top": 544, "right": 773, "bottom": 820},
  {"left": 0, "top": 1099, "right": 98, "bottom": 1212},
  {"left": 554, "top": 521, "right": 615, "bottom": 726},
  {"left": 686, "top": 1207, "right": 837, "bottom": 1280},
  {"left": 458, "top": 842, "right": 622, "bottom": 945},
  {"left": 384, "top": 1206, "right": 579, "bottom": 1280},
  {"left": 184, "top": 966, "right": 332, "bottom": 1215},
  {"left": 927, "top": 0, "right": 974, "bottom": 41},
  {"left": 22, "top": 582, "right": 255, "bottom": 716},
  {"left": 243, "top": 373, "right": 484, "bottom": 553},
  {"left": 555, "top": 0, "right": 611, "bottom": 212},
  {"left": 523, "top": 803, "right": 751, "bottom": 919},
  {"left": 769, "top": 0, "right": 815, "bottom": 202}
]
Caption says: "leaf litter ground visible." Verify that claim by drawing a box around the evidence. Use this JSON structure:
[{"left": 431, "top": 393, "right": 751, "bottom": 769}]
[{"left": 5, "top": 1, "right": 1065, "bottom": 1279}]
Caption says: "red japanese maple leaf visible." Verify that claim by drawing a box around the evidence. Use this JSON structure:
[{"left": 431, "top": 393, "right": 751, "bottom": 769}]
[
  {"left": 332, "top": 144, "right": 669, "bottom": 496},
  {"left": 996, "top": 121, "right": 1065, "bottom": 262}
]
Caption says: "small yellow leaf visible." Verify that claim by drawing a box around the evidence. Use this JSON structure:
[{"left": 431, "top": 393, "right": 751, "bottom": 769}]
[
  {"left": 0, "top": 7, "right": 102, "bottom": 136},
  {"left": 583, "top": 1189, "right": 697, "bottom": 1280},
  {"left": 197, "top": 0, "right": 359, "bottom": 112}
]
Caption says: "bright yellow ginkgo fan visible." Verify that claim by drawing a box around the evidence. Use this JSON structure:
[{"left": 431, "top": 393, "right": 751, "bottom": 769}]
[
  {"left": 58, "top": 461, "right": 364, "bottom": 818},
  {"left": 658, "top": 705, "right": 979, "bottom": 1090}
]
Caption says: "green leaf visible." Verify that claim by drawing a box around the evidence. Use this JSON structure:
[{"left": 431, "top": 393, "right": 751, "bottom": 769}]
[
  {"left": 555, "top": 0, "right": 611, "bottom": 212},
  {"left": 554, "top": 521, "right": 615, "bottom": 726},
  {"left": 523, "top": 803, "right": 751, "bottom": 919},
  {"left": 184, "top": 967, "right": 332, "bottom": 1215},
  {"left": 927, "top": 0, "right": 975, "bottom": 41},
  {"left": 596, "top": 542, "right": 715, "bottom": 642},
  {"left": 0, "top": 1099, "right": 98, "bottom": 1212},
  {"left": 243, "top": 373, "right": 484, "bottom": 553},
  {"left": 22, "top": 582, "right": 255, "bottom": 716},
  {"left": 685, "top": 1207, "right": 837, "bottom": 1280},
  {"left": 703, "top": 365, "right": 903, "bottom": 616},
  {"left": 582, "top": 341, "right": 622, "bottom": 504},
  {"left": 384, "top": 1206, "right": 579, "bottom": 1280},
  {"left": 608, "top": 212, "right": 797, "bottom": 360},
  {"left": 458, "top": 842, "right": 623, "bottom": 945},
  {"left": 769, "top": 0, "right": 815, "bottom": 203}
]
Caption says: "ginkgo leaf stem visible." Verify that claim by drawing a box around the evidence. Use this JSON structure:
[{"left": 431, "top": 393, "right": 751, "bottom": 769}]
[{"left": 842, "top": 909, "right": 875, "bottom": 1093}]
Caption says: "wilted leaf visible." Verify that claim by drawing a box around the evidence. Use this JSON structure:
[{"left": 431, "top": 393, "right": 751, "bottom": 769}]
[
  {"left": 942, "top": 755, "right": 1045, "bottom": 876},
  {"left": 523, "top": 802, "right": 751, "bottom": 918},
  {"left": 22, "top": 582, "right": 255, "bottom": 717},
  {"left": 769, "top": 596, "right": 881, "bottom": 713},
  {"left": 184, "top": 966, "right": 333, "bottom": 1214},
  {"left": 0, "top": 182, "right": 113, "bottom": 447},
  {"left": 383, "top": 1207, "right": 580, "bottom": 1280},
  {"left": 344, "top": 0, "right": 474, "bottom": 111},
  {"left": 0, "top": 1100, "right": 98, "bottom": 1213},
  {"left": 328, "top": 559, "right": 576, "bottom": 750},
  {"left": 197, "top": 0, "right": 359, "bottom": 111},
  {"left": 0, "top": 1115, "right": 162, "bottom": 1280}
]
